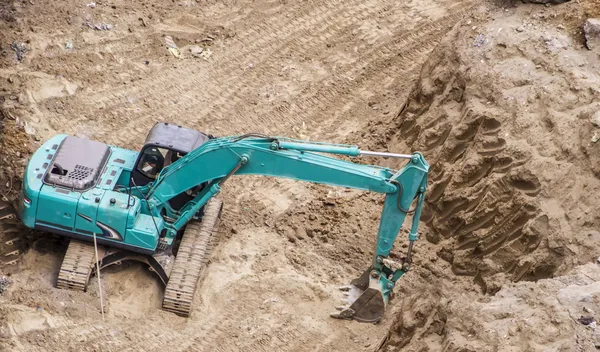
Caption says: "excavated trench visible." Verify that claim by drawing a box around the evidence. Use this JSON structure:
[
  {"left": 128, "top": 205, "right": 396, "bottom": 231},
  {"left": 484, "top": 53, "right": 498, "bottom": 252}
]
[{"left": 367, "top": 5, "right": 600, "bottom": 350}]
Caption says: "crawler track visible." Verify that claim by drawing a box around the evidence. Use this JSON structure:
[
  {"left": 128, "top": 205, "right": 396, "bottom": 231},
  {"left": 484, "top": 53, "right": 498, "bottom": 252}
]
[
  {"left": 162, "top": 197, "right": 223, "bottom": 316},
  {"left": 56, "top": 240, "right": 100, "bottom": 291}
]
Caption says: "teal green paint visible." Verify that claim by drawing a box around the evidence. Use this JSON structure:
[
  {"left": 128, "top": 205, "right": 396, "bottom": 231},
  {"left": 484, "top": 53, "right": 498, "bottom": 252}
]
[
  {"left": 75, "top": 189, "right": 106, "bottom": 234},
  {"left": 36, "top": 185, "right": 80, "bottom": 229},
  {"left": 170, "top": 183, "right": 221, "bottom": 235},
  {"left": 148, "top": 138, "right": 399, "bottom": 204},
  {"left": 125, "top": 213, "right": 165, "bottom": 249}
]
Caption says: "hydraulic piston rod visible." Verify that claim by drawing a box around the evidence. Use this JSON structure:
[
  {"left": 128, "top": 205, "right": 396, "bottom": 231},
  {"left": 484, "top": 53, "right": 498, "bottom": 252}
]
[
  {"left": 276, "top": 141, "right": 413, "bottom": 159},
  {"left": 358, "top": 150, "right": 413, "bottom": 159}
]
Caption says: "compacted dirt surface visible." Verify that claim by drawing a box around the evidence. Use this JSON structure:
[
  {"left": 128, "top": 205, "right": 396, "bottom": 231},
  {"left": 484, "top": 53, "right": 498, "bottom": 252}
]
[{"left": 2, "top": 0, "right": 600, "bottom": 351}]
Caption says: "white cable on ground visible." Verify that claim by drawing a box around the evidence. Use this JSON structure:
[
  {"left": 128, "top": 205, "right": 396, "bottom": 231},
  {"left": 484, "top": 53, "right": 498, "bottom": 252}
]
[{"left": 92, "top": 232, "right": 105, "bottom": 319}]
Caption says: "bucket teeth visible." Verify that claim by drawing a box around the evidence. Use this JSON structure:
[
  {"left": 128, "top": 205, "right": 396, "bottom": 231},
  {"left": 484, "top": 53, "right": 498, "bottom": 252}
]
[
  {"left": 0, "top": 201, "right": 24, "bottom": 269},
  {"left": 330, "top": 268, "right": 387, "bottom": 324}
]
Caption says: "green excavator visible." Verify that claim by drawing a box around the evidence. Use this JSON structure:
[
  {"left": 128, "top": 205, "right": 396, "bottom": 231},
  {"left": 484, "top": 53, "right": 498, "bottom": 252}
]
[{"left": 16, "top": 122, "right": 429, "bottom": 323}]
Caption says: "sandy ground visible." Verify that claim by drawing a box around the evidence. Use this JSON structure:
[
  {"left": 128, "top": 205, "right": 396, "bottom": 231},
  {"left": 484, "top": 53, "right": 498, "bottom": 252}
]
[{"left": 1, "top": 0, "right": 600, "bottom": 351}]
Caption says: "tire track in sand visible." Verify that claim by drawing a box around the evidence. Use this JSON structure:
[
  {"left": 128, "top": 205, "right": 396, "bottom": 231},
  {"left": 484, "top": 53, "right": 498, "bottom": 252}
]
[{"left": 71, "top": 0, "right": 389, "bottom": 147}]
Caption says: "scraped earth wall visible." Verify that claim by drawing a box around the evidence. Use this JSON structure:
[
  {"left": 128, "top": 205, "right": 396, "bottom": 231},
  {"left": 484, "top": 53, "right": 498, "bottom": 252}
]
[
  {"left": 384, "top": 14, "right": 600, "bottom": 289},
  {"left": 0, "top": 110, "right": 34, "bottom": 271},
  {"left": 374, "top": 6, "right": 600, "bottom": 351}
]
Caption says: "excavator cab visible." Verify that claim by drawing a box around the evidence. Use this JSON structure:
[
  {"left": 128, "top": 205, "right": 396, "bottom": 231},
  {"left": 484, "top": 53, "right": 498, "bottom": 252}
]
[{"left": 131, "top": 122, "right": 213, "bottom": 210}]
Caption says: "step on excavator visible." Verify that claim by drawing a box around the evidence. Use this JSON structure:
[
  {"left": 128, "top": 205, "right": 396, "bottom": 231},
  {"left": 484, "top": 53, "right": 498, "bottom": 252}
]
[{"left": 17, "top": 122, "right": 429, "bottom": 323}]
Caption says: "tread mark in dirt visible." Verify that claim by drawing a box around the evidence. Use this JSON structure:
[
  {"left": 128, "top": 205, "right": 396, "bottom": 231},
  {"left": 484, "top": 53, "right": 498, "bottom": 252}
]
[
  {"left": 0, "top": 201, "right": 25, "bottom": 269},
  {"left": 56, "top": 0, "right": 478, "bottom": 150}
]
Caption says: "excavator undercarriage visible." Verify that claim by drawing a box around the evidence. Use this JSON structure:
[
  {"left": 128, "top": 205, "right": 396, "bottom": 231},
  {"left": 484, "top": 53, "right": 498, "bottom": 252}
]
[{"left": 56, "top": 197, "right": 222, "bottom": 317}]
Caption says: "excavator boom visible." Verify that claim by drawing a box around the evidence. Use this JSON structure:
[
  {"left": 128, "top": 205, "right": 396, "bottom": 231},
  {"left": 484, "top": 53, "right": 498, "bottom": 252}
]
[{"left": 144, "top": 135, "right": 429, "bottom": 322}]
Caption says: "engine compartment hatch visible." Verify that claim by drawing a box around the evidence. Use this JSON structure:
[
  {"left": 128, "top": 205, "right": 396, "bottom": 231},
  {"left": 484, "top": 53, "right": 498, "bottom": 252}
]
[{"left": 44, "top": 136, "right": 111, "bottom": 190}]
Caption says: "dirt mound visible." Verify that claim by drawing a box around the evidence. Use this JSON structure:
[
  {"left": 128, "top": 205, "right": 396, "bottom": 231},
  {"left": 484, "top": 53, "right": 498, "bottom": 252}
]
[
  {"left": 383, "top": 262, "right": 600, "bottom": 352},
  {"left": 361, "top": 2, "right": 600, "bottom": 350},
  {"left": 372, "top": 3, "right": 600, "bottom": 290}
]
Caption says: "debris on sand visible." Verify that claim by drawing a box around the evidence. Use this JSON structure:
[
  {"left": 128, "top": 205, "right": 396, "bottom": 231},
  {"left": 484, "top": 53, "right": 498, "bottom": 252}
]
[
  {"left": 584, "top": 19, "right": 600, "bottom": 50},
  {"left": 10, "top": 42, "right": 28, "bottom": 62},
  {"left": 164, "top": 35, "right": 182, "bottom": 58},
  {"left": 86, "top": 21, "right": 113, "bottom": 31},
  {"left": 197, "top": 47, "right": 212, "bottom": 60},
  {"left": 188, "top": 45, "right": 204, "bottom": 58},
  {"left": 578, "top": 316, "right": 596, "bottom": 328},
  {"left": 94, "top": 23, "right": 113, "bottom": 31},
  {"left": 0, "top": 275, "right": 10, "bottom": 295},
  {"left": 473, "top": 34, "right": 487, "bottom": 47}
]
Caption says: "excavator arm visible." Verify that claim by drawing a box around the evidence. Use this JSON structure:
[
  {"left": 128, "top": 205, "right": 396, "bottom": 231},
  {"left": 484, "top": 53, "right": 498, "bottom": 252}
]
[{"left": 144, "top": 135, "right": 429, "bottom": 323}]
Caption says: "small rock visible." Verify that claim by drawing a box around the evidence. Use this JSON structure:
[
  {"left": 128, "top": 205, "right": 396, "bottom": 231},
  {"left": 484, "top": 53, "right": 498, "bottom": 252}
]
[
  {"left": 516, "top": 26, "right": 525, "bottom": 32},
  {"left": 473, "top": 34, "right": 487, "bottom": 47},
  {"left": 584, "top": 19, "right": 600, "bottom": 50},
  {"left": 578, "top": 315, "right": 596, "bottom": 326},
  {"left": 284, "top": 227, "right": 296, "bottom": 243},
  {"left": 591, "top": 111, "right": 600, "bottom": 127},
  {"left": 188, "top": 45, "right": 204, "bottom": 58},
  {"left": 584, "top": 307, "right": 594, "bottom": 313},
  {"left": 11, "top": 42, "right": 29, "bottom": 62},
  {"left": 93, "top": 23, "right": 113, "bottom": 31},
  {"left": 593, "top": 331, "right": 600, "bottom": 348},
  {"left": 592, "top": 133, "right": 600, "bottom": 144},
  {"left": 0, "top": 276, "right": 10, "bottom": 295},
  {"left": 295, "top": 226, "right": 307, "bottom": 240}
]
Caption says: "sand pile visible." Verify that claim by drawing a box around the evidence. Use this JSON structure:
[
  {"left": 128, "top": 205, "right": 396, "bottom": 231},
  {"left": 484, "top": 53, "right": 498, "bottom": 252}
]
[
  {"left": 372, "top": 2, "right": 600, "bottom": 350},
  {"left": 385, "top": 4, "right": 600, "bottom": 288}
]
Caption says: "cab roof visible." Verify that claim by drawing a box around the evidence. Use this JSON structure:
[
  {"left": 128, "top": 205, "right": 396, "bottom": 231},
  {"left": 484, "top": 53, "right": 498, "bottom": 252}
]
[{"left": 143, "top": 122, "right": 211, "bottom": 153}]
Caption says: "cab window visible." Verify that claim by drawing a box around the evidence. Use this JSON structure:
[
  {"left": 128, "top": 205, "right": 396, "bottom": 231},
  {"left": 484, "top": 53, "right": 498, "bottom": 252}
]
[{"left": 137, "top": 146, "right": 168, "bottom": 180}]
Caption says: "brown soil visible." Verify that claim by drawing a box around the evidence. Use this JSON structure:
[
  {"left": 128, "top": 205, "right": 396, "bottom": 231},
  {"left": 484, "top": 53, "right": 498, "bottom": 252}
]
[{"left": 1, "top": 0, "right": 600, "bottom": 351}]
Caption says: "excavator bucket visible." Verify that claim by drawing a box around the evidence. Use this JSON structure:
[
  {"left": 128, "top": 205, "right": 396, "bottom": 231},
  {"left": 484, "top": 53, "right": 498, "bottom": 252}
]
[{"left": 330, "top": 267, "right": 388, "bottom": 323}]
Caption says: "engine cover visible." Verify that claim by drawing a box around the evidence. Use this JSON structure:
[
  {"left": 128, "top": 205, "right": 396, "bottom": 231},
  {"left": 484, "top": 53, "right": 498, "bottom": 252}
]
[{"left": 44, "top": 136, "right": 111, "bottom": 191}]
